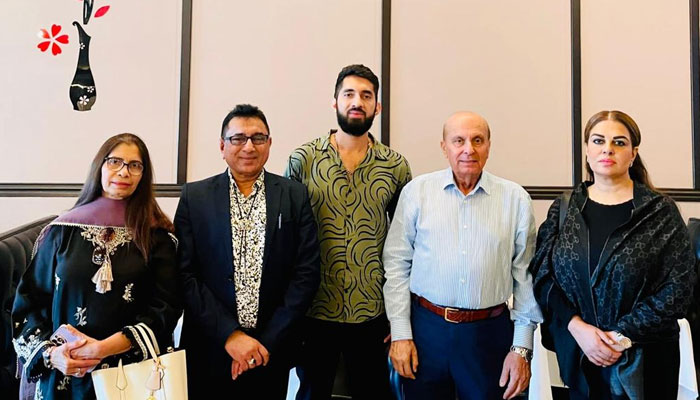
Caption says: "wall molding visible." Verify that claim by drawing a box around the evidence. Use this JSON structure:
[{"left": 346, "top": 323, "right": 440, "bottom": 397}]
[
  {"left": 0, "top": 184, "right": 183, "bottom": 198},
  {"left": 3, "top": 183, "right": 700, "bottom": 202}
]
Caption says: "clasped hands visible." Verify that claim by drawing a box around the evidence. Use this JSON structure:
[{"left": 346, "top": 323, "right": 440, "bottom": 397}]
[
  {"left": 568, "top": 315, "right": 625, "bottom": 367},
  {"left": 389, "top": 339, "right": 531, "bottom": 400},
  {"left": 224, "top": 330, "right": 270, "bottom": 380},
  {"left": 48, "top": 324, "right": 103, "bottom": 378}
]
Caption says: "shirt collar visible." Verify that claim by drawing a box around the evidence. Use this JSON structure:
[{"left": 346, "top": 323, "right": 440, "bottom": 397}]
[
  {"left": 441, "top": 168, "right": 491, "bottom": 196},
  {"left": 227, "top": 168, "right": 265, "bottom": 194},
  {"left": 317, "top": 130, "right": 390, "bottom": 161}
]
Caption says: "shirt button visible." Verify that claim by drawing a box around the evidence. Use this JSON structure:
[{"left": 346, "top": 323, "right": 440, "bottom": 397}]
[
  {"left": 460, "top": 279, "right": 466, "bottom": 284},
  {"left": 461, "top": 251, "right": 466, "bottom": 255},
  {"left": 463, "top": 225, "right": 467, "bottom": 229}
]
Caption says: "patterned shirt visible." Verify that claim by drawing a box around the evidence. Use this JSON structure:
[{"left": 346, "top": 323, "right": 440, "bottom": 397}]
[
  {"left": 383, "top": 169, "right": 543, "bottom": 349},
  {"left": 285, "top": 131, "right": 412, "bottom": 323},
  {"left": 228, "top": 170, "right": 266, "bottom": 329}
]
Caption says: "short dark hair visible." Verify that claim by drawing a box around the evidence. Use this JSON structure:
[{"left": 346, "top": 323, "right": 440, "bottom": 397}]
[
  {"left": 333, "top": 64, "right": 379, "bottom": 99},
  {"left": 221, "top": 104, "right": 270, "bottom": 138}
]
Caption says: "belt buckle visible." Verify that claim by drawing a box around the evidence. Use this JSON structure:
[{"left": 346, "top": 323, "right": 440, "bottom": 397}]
[{"left": 443, "top": 307, "right": 460, "bottom": 323}]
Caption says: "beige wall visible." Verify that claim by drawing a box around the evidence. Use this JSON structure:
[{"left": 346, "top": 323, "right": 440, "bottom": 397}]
[
  {"left": 390, "top": 0, "right": 572, "bottom": 184},
  {"left": 0, "top": 1, "right": 182, "bottom": 184},
  {"left": 580, "top": 0, "right": 693, "bottom": 188},
  {"left": 2, "top": 1, "right": 700, "bottom": 229},
  {"left": 186, "top": 0, "right": 382, "bottom": 180}
]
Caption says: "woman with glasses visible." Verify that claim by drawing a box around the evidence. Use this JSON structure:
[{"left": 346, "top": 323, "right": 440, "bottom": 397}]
[
  {"left": 12, "top": 133, "right": 181, "bottom": 399},
  {"left": 530, "top": 110, "right": 695, "bottom": 399}
]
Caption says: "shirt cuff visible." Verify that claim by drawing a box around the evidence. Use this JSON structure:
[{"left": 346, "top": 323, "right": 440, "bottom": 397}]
[
  {"left": 512, "top": 324, "right": 535, "bottom": 350},
  {"left": 389, "top": 318, "right": 413, "bottom": 341}
]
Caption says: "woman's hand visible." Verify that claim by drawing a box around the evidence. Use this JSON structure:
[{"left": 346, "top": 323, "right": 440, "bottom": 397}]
[
  {"left": 568, "top": 316, "right": 622, "bottom": 367},
  {"left": 70, "top": 331, "right": 132, "bottom": 369},
  {"left": 50, "top": 339, "right": 101, "bottom": 378},
  {"left": 65, "top": 325, "right": 104, "bottom": 372}
]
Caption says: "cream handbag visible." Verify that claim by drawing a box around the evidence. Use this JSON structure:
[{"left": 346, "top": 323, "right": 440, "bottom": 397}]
[{"left": 91, "top": 323, "right": 188, "bottom": 400}]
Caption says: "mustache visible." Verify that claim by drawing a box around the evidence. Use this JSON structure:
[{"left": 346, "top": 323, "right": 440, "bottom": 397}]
[{"left": 347, "top": 108, "right": 366, "bottom": 116}]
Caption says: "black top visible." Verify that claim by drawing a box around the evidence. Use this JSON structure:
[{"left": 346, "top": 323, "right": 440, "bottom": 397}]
[{"left": 582, "top": 198, "right": 634, "bottom": 276}]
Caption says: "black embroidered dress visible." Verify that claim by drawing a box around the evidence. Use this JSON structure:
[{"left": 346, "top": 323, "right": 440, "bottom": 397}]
[
  {"left": 530, "top": 182, "right": 696, "bottom": 398},
  {"left": 12, "top": 198, "right": 181, "bottom": 399}
]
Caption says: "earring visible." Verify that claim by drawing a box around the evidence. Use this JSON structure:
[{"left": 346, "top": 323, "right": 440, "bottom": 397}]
[{"left": 629, "top": 161, "right": 634, "bottom": 168}]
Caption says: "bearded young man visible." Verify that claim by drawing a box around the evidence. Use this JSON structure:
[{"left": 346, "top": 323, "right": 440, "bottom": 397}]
[{"left": 285, "top": 64, "right": 411, "bottom": 400}]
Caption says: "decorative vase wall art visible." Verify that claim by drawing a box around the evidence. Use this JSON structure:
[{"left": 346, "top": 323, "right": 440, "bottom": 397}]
[{"left": 36, "top": 0, "right": 111, "bottom": 112}]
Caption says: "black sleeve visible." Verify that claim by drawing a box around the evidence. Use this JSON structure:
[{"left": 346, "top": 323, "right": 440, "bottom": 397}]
[
  {"left": 258, "top": 184, "right": 320, "bottom": 354},
  {"left": 530, "top": 197, "right": 578, "bottom": 326},
  {"left": 11, "top": 226, "right": 58, "bottom": 381},
  {"left": 121, "top": 230, "right": 182, "bottom": 358},
  {"left": 616, "top": 199, "right": 696, "bottom": 340},
  {"left": 175, "top": 184, "right": 240, "bottom": 347}
]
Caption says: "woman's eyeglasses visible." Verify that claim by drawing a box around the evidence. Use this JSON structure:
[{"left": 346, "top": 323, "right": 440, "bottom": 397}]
[{"left": 103, "top": 157, "right": 144, "bottom": 175}]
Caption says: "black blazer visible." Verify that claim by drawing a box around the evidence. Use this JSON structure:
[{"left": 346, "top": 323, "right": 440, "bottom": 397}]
[{"left": 175, "top": 171, "right": 320, "bottom": 380}]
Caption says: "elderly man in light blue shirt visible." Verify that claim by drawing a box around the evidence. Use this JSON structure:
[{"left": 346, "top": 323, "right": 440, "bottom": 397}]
[{"left": 383, "top": 111, "right": 543, "bottom": 400}]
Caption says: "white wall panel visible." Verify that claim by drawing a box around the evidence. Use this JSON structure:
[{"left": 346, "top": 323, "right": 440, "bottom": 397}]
[
  {"left": 186, "top": 0, "right": 382, "bottom": 180},
  {"left": 581, "top": 0, "right": 692, "bottom": 188},
  {"left": 390, "top": 0, "right": 572, "bottom": 184}
]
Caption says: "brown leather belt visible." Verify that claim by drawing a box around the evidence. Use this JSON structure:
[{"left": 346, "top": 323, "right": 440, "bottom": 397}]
[{"left": 412, "top": 294, "right": 507, "bottom": 323}]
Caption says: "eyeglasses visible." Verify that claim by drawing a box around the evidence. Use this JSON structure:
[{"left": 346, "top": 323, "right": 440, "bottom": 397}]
[
  {"left": 224, "top": 134, "right": 270, "bottom": 146},
  {"left": 103, "top": 157, "right": 144, "bottom": 176}
]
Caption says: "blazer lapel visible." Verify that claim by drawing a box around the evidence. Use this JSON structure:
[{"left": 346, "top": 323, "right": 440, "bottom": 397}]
[
  {"left": 213, "top": 171, "right": 234, "bottom": 273},
  {"left": 263, "top": 172, "right": 281, "bottom": 269}
]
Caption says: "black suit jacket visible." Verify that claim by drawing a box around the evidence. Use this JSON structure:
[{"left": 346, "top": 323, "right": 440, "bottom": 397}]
[{"left": 175, "top": 171, "right": 320, "bottom": 385}]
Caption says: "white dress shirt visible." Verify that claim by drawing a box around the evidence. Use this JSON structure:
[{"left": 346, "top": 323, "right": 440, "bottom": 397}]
[{"left": 383, "top": 168, "right": 543, "bottom": 349}]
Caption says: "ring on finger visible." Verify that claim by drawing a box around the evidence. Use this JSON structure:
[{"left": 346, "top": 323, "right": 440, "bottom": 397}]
[{"left": 248, "top": 357, "right": 256, "bottom": 366}]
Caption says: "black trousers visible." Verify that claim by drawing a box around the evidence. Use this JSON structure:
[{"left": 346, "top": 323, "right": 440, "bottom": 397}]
[
  {"left": 569, "top": 340, "right": 680, "bottom": 400},
  {"left": 295, "top": 314, "right": 393, "bottom": 400},
  {"left": 188, "top": 353, "right": 290, "bottom": 399}
]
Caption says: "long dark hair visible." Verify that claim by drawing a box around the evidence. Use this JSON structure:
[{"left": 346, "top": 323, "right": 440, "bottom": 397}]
[
  {"left": 583, "top": 110, "right": 654, "bottom": 189},
  {"left": 74, "top": 133, "right": 173, "bottom": 258}
]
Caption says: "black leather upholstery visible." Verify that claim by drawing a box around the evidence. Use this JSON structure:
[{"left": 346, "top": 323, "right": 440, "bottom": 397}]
[{"left": 0, "top": 216, "right": 56, "bottom": 396}]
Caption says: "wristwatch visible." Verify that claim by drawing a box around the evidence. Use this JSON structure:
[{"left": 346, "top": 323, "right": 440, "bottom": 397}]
[
  {"left": 510, "top": 345, "right": 533, "bottom": 362},
  {"left": 614, "top": 331, "right": 632, "bottom": 349}
]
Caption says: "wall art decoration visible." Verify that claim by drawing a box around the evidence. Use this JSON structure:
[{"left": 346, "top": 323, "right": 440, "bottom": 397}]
[
  {"left": 36, "top": 0, "right": 111, "bottom": 111},
  {"left": 1, "top": 1, "right": 185, "bottom": 185}
]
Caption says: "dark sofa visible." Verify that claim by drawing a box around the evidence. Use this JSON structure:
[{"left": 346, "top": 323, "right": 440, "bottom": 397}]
[{"left": 0, "top": 216, "right": 56, "bottom": 397}]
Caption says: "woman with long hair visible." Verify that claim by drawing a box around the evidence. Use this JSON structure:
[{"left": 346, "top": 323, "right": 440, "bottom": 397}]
[
  {"left": 530, "top": 111, "right": 696, "bottom": 399},
  {"left": 12, "top": 133, "right": 181, "bottom": 399}
]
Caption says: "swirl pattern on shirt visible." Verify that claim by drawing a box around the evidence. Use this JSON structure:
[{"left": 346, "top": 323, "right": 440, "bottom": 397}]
[{"left": 285, "top": 133, "right": 411, "bottom": 323}]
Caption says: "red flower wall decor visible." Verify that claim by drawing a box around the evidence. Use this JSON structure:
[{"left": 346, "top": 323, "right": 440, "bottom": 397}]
[
  {"left": 37, "top": 24, "right": 70, "bottom": 56},
  {"left": 36, "top": 1, "right": 111, "bottom": 112}
]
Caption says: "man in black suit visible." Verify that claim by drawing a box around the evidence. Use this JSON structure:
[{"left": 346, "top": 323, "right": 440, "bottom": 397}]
[{"left": 175, "top": 104, "right": 320, "bottom": 398}]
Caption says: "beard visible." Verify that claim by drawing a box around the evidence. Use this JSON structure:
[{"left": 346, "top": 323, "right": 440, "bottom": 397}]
[{"left": 336, "top": 108, "right": 376, "bottom": 137}]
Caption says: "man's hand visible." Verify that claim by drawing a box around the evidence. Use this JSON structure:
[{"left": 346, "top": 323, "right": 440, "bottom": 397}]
[
  {"left": 568, "top": 316, "right": 621, "bottom": 366},
  {"left": 224, "top": 330, "right": 270, "bottom": 380},
  {"left": 499, "top": 351, "right": 531, "bottom": 399},
  {"left": 389, "top": 339, "right": 419, "bottom": 379}
]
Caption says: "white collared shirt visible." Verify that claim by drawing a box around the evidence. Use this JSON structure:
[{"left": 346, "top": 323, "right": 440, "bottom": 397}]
[{"left": 383, "top": 168, "right": 543, "bottom": 349}]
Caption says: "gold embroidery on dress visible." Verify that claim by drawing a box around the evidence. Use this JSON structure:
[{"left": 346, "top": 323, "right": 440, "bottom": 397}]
[
  {"left": 46, "top": 222, "right": 133, "bottom": 294},
  {"left": 80, "top": 226, "right": 132, "bottom": 294}
]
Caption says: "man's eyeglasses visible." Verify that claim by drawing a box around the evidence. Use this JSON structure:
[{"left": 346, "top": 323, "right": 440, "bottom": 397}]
[
  {"left": 103, "top": 157, "right": 144, "bottom": 176},
  {"left": 224, "top": 134, "right": 270, "bottom": 146}
]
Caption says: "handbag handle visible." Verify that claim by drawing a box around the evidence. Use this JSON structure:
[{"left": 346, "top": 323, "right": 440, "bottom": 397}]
[{"left": 133, "top": 324, "right": 165, "bottom": 392}]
